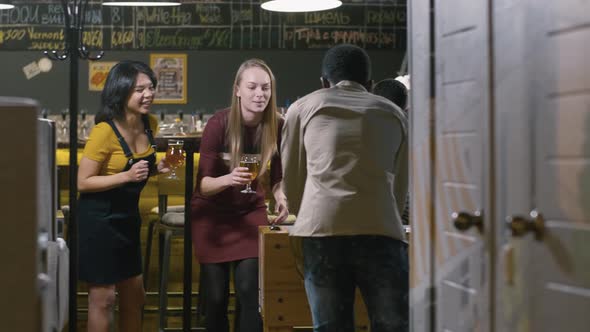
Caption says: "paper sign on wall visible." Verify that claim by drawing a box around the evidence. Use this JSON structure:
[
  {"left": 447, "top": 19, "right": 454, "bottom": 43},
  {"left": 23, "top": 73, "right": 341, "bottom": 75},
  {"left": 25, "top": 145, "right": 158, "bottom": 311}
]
[
  {"left": 89, "top": 62, "right": 117, "bottom": 91},
  {"left": 150, "top": 53, "right": 187, "bottom": 104},
  {"left": 23, "top": 62, "right": 41, "bottom": 80}
]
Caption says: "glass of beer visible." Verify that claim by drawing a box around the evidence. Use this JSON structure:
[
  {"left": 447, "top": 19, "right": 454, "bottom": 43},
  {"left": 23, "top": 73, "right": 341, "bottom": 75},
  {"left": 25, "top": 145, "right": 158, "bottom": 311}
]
[
  {"left": 240, "top": 154, "right": 260, "bottom": 194},
  {"left": 165, "top": 139, "right": 185, "bottom": 180}
]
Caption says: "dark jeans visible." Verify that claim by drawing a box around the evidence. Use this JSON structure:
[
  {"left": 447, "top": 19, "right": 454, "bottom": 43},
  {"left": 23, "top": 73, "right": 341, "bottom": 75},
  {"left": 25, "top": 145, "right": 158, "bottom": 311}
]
[
  {"left": 302, "top": 236, "right": 409, "bottom": 332},
  {"left": 200, "top": 258, "right": 262, "bottom": 332}
]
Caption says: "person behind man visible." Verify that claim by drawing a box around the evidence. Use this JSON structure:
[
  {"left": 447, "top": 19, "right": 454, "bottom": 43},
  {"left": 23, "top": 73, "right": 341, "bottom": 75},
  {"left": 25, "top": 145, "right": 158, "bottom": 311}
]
[
  {"left": 373, "top": 76, "right": 410, "bottom": 225},
  {"left": 373, "top": 77, "right": 408, "bottom": 112},
  {"left": 281, "top": 44, "right": 409, "bottom": 332}
]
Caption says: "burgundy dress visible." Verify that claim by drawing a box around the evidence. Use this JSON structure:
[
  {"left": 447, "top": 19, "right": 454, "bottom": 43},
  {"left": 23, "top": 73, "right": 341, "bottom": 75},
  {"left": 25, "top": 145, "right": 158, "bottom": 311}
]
[{"left": 191, "top": 109, "right": 283, "bottom": 263}]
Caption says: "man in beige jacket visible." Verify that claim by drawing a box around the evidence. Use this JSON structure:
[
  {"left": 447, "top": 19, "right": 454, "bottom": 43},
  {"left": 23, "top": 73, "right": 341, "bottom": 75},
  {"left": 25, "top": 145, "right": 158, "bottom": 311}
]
[{"left": 281, "top": 44, "right": 409, "bottom": 332}]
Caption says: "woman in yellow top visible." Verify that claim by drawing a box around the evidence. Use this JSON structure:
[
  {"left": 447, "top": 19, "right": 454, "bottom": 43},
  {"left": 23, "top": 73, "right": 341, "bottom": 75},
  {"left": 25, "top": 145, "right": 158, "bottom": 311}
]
[{"left": 77, "top": 60, "right": 169, "bottom": 332}]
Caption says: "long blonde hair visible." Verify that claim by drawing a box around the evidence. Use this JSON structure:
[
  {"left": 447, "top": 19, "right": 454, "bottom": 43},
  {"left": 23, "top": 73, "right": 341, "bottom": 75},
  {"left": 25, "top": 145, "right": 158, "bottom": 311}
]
[{"left": 226, "top": 59, "right": 279, "bottom": 177}]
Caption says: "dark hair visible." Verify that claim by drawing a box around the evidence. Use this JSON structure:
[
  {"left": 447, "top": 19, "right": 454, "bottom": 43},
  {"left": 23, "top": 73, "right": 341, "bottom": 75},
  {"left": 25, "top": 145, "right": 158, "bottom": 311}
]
[
  {"left": 321, "top": 44, "right": 371, "bottom": 85},
  {"left": 95, "top": 60, "right": 157, "bottom": 124},
  {"left": 373, "top": 78, "right": 408, "bottom": 110}
]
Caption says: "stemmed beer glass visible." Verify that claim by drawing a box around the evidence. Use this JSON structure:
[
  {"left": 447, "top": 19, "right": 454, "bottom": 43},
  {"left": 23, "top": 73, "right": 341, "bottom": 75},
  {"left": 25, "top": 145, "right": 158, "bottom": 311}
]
[
  {"left": 240, "top": 154, "right": 260, "bottom": 194},
  {"left": 165, "top": 139, "right": 185, "bottom": 180}
]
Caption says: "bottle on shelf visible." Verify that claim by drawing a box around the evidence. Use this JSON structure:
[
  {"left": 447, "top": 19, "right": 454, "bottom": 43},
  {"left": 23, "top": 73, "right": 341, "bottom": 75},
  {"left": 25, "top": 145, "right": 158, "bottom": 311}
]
[
  {"left": 189, "top": 112, "right": 197, "bottom": 133},
  {"left": 157, "top": 110, "right": 172, "bottom": 136},
  {"left": 78, "top": 110, "right": 90, "bottom": 140},
  {"left": 57, "top": 109, "right": 69, "bottom": 143},
  {"left": 196, "top": 112, "right": 204, "bottom": 132},
  {"left": 173, "top": 110, "right": 187, "bottom": 135}
]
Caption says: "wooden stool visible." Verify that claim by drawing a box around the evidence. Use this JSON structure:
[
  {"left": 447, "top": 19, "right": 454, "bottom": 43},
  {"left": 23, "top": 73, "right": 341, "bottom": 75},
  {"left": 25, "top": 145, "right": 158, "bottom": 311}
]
[{"left": 143, "top": 174, "right": 205, "bottom": 331}]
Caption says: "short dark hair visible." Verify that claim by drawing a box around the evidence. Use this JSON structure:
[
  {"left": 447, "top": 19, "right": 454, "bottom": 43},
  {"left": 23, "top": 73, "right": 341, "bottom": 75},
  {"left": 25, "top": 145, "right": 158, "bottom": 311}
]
[
  {"left": 95, "top": 60, "right": 157, "bottom": 124},
  {"left": 373, "top": 78, "right": 408, "bottom": 110},
  {"left": 321, "top": 44, "right": 371, "bottom": 85}
]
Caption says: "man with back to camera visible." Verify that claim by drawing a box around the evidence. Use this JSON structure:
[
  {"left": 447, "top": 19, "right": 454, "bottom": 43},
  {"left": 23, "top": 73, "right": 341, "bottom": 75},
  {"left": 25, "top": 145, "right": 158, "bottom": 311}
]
[{"left": 281, "top": 44, "right": 409, "bottom": 332}]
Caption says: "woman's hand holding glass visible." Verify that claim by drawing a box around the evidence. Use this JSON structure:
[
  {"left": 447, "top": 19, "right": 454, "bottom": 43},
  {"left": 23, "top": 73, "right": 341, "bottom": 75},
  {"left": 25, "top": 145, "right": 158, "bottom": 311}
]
[
  {"left": 239, "top": 154, "right": 260, "bottom": 194},
  {"left": 224, "top": 155, "right": 260, "bottom": 193},
  {"left": 226, "top": 166, "right": 253, "bottom": 188},
  {"left": 156, "top": 157, "right": 171, "bottom": 175}
]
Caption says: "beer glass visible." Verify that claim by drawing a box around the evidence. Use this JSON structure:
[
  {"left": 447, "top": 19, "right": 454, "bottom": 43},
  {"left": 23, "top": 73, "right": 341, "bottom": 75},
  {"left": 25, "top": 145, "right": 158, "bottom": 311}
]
[
  {"left": 165, "top": 139, "right": 185, "bottom": 180},
  {"left": 240, "top": 154, "right": 260, "bottom": 194}
]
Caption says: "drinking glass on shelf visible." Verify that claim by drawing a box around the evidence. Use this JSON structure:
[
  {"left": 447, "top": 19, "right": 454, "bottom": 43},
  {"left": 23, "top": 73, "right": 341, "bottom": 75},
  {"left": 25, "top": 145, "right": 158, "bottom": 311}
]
[
  {"left": 240, "top": 154, "right": 260, "bottom": 194},
  {"left": 165, "top": 139, "right": 185, "bottom": 180}
]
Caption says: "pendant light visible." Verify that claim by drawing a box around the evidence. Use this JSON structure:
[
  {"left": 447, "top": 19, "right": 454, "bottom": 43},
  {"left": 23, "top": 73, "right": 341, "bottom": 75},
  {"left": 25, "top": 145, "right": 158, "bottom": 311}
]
[
  {"left": 0, "top": 0, "right": 14, "bottom": 10},
  {"left": 261, "top": 0, "right": 342, "bottom": 13},
  {"left": 102, "top": 0, "right": 180, "bottom": 6}
]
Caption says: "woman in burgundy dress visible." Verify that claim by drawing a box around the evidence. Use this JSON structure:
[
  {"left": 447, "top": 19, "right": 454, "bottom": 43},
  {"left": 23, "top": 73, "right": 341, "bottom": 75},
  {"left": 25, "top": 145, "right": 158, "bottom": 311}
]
[{"left": 191, "top": 58, "right": 289, "bottom": 332}]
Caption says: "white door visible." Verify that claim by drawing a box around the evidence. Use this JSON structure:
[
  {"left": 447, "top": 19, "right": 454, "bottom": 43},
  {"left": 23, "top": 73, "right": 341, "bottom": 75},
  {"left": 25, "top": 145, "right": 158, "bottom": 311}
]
[
  {"left": 408, "top": 0, "right": 435, "bottom": 330},
  {"left": 495, "top": 1, "right": 590, "bottom": 331},
  {"left": 434, "top": 1, "right": 492, "bottom": 331}
]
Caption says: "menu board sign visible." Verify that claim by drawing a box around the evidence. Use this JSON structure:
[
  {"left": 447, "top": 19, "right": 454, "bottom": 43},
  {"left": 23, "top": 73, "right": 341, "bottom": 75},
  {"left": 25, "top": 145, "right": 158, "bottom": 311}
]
[{"left": 0, "top": 1, "right": 407, "bottom": 50}]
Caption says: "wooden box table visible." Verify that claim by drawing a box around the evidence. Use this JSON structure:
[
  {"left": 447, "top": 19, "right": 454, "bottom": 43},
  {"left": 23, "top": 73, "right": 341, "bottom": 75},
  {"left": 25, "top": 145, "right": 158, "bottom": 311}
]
[{"left": 258, "top": 225, "right": 369, "bottom": 332}]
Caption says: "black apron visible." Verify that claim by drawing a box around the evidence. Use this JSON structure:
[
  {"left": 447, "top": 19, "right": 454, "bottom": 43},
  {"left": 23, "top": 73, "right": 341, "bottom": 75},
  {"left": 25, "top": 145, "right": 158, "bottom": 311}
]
[{"left": 78, "top": 116, "right": 156, "bottom": 284}]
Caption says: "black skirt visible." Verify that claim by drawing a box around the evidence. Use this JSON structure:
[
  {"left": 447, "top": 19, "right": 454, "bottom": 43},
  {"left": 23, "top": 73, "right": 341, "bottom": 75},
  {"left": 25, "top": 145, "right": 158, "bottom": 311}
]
[{"left": 77, "top": 194, "right": 142, "bottom": 284}]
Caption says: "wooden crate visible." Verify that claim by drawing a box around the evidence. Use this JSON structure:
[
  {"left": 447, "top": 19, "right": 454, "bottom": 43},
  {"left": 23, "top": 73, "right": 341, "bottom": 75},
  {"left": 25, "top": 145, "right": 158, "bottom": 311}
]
[{"left": 258, "top": 226, "right": 369, "bottom": 332}]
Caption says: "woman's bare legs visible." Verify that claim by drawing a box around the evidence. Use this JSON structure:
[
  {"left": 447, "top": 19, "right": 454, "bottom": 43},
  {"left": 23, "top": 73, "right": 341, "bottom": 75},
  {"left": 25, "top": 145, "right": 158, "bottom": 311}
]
[
  {"left": 87, "top": 284, "right": 116, "bottom": 332},
  {"left": 116, "top": 275, "right": 145, "bottom": 332}
]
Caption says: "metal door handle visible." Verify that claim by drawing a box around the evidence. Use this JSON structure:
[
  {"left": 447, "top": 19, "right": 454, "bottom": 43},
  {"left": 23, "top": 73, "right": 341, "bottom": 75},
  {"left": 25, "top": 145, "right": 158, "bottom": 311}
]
[
  {"left": 452, "top": 210, "right": 483, "bottom": 233},
  {"left": 506, "top": 210, "right": 545, "bottom": 240}
]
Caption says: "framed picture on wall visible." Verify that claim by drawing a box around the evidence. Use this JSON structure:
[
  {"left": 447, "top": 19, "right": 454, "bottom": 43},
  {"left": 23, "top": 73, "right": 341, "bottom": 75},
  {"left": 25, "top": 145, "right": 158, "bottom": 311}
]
[
  {"left": 88, "top": 61, "right": 117, "bottom": 91},
  {"left": 150, "top": 53, "right": 187, "bottom": 104}
]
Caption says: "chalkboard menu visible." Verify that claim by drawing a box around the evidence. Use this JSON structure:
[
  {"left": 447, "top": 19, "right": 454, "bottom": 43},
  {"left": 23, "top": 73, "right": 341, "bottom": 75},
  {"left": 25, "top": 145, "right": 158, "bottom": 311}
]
[{"left": 0, "top": 0, "right": 406, "bottom": 50}]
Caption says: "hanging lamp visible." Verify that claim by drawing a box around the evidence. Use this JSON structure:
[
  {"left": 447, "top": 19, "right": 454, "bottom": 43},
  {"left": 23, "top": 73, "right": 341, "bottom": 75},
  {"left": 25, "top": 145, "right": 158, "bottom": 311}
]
[
  {"left": 102, "top": 0, "right": 180, "bottom": 6},
  {"left": 0, "top": 0, "right": 14, "bottom": 10},
  {"left": 261, "top": 0, "right": 342, "bottom": 13}
]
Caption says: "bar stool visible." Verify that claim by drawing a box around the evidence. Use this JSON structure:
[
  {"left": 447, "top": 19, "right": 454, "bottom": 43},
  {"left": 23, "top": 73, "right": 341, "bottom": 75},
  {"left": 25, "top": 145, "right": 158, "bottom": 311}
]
[
  {"left": 143, "top": 195, "right": 183, "bottom": 292},
  {"left": 143, "top": 175, "right": 205, "bottom": 331}
]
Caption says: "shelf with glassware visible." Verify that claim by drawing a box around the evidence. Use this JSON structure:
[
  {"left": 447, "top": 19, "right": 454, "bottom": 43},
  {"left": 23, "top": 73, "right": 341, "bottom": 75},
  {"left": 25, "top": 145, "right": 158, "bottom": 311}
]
[{"left": 46, "top": 109, "right": 207, "bottom": 148}]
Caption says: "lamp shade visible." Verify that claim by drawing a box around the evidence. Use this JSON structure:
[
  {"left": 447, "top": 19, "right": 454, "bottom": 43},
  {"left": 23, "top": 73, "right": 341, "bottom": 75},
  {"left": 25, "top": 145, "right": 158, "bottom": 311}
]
[
  {"left": 102, "top": 0, "right": 180, "bottom": 6},
  {"left": 0, "top": 1, "right": 14, "bottom": 10},
  {"left": 261, "top": 0, "right": 342, "bottom": 13}
]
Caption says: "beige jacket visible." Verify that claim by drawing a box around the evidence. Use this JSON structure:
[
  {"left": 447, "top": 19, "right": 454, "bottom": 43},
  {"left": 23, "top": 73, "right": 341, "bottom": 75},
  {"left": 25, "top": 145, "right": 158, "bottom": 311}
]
[{"left": 281, "top": 81, "right": 408, "bottom": 240}]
